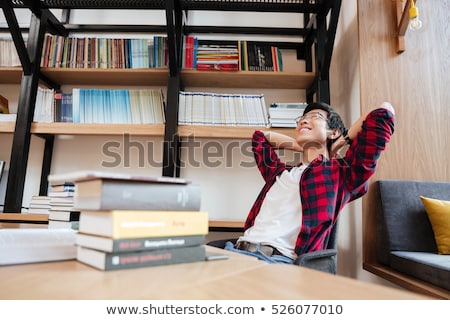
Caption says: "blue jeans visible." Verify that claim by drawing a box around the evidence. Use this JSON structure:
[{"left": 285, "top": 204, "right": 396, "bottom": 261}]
[{"left": 224, "top": 241, "right": 294, "bottom": 264}]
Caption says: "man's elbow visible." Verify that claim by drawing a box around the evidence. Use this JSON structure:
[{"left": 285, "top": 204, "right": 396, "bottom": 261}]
[{"left": 379, "top": 101, "right": 395, "bottom": 115}]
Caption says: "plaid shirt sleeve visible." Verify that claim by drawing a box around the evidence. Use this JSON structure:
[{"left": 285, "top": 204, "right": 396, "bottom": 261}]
[
  {"left": 244, "top": 130, "right": 287, "bottom": 229},
  {"left": 296, "top": 107, "right": 395, "bottom": 254},
  {"left": 251, "top": 130, "right": 287, "bottom": 182},
  {"left": 343, "top": 107, "right": 396, "bottom": 198}
]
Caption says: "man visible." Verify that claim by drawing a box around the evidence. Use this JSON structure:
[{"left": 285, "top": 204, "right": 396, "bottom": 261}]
[{"left": 224, "top": 101, "right": 395, "bottom": 263}]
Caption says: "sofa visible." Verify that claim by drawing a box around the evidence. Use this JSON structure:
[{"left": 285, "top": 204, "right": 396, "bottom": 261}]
[{"left": 375, "top": 180, "right": 450, "bottom": 293}]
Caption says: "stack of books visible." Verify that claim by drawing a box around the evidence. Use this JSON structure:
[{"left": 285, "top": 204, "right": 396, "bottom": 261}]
[
  {"left": 47, "top": 170, "right": 208, "bottom": 271},
  {"left": 48, "top": 182, "right": 80, "bottom": 230},
  {"left": 268, "top": 102, "right": 307, "bottom": 127},
  {"left": 27, "top": 196, "right": 51, "bottom": 214},
  {"left": 195, "top": 39, "right": 239, "bottom": 71}
]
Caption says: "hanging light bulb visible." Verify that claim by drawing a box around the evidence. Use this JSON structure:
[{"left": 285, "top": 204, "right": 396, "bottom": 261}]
[{"left": 409, "top": 0, "right": 423, "bottom": 31}]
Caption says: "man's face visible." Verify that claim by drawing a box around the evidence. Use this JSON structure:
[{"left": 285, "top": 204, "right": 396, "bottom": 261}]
[{"left": 294, "top": 109, "right": 329, "bottom": 148}]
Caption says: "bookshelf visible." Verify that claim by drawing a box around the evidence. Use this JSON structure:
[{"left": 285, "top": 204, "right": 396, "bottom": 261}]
[{"left": 0, "top": 0, "right": 341, "bottom": 213}]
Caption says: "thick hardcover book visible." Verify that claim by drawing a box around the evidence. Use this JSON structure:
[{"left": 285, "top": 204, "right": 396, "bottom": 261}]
[
  {"left": 74, "top": 178, "right": 201, "bottom": 211},
  {"left": 78, "top": 210, "right": 208, "bottom": 238},
  {"left": 48, "top": 170, "right": 190, "bottom": 186},
  {"left": 48, "top": 219, "right": 80, "bottom": 230},
  {"left": 75, "top": 233, "right": 205, "bottom": 253},
  {"left": 77, "top": 244, "right": 206, "bottom": 270},
  {"left": 49, "top": 210, "right": 80, "bottom": 221},
  {"left": 0, "top": 229, "right": 77, "bottom": 265}
]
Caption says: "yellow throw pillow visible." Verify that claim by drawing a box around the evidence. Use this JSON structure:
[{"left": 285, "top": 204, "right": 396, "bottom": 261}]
[{"left": 420, "top": 196, "right": 450, "bottom": 254}]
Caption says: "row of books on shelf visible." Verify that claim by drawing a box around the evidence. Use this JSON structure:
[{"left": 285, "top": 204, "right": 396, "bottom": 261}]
[
  {"left": 1, "top": 36, "right": 282, "bottom": 72},
  {"left": 2, "top": 88, "right": 305, "bottom": 127},
  {"left": 33, "top": 87, "right": 166, "bottom": 124},
  {"left": 28, "top": 182, "right": 79, "bottom": 229},
  {"left": 178, "top": 91, "right": 306, "bottom": 127},
  {"left": 40, "top": 34, "right": 168, "bottom": 69},
  {"left": 182, "top": 36, "right": 283, "bottom": 72},
  {"left": 0, "top": 39, "right": 21, "bottom": 67},
  {"left": 178, "top": 91, "right": 270, "bottom": 127},
  {"left": 1, "top": 170, "right": 212, "bottom": 270}
]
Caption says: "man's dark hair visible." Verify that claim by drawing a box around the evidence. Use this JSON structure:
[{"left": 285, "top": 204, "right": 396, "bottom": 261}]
[{"left": 303, "top": 102, "right": 347, "bottom": 153}]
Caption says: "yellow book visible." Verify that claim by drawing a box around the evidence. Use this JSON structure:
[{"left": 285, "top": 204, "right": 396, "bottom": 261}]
[{"left": 79, "top": 210, "right": 208, "bottom": 239}]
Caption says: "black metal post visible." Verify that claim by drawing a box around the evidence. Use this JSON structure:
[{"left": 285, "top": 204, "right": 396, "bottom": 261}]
[
  {"left": 4, "top": 11, "right": 47, "bottom": 212},
  {"left": 315, "top": 12, "right": 329, "bottom": 104},
  {"left": 39, "top": 135, "right": 54, "bottom": 196},
  {"left": 162, "top": 0, "right": 182, "bottom": 177}
]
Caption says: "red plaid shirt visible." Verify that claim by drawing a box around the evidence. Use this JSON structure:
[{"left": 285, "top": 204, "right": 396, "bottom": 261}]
[{"left": 245, "top": 108, "right": 395, "bottom": 255}]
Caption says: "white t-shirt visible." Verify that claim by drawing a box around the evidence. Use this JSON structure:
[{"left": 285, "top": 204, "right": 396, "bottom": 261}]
[{"left": 238, "top": 165, "right": 305, "bottom": 259}]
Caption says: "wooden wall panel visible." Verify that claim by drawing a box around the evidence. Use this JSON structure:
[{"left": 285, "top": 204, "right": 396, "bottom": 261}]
[{"left": 358, "top": 0, "right": 450, "bottom": 265}]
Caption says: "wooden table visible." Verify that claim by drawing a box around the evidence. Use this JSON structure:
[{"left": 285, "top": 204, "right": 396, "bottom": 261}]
[{"left": 0, "top": 245, "right": 431, "bottom": 300}]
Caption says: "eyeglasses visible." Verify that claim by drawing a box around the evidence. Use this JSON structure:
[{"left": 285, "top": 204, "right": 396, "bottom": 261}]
[{"left": 295, "top": 112, "right": 328, "bottom": 125}]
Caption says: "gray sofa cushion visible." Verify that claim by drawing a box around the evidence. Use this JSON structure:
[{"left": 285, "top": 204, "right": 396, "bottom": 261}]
[
  {"left": 375, "top": 180, "right": 450, "bottom": 292},
  {"left": 375, "top": 180, "right": 450, "bottom": 265},
  {"left": 390, "top": 251, "right": 450, "bottom": 291}
]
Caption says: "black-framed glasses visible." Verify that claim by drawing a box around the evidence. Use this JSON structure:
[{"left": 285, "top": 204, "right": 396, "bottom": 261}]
[{"left": 295, "top": 112, "right": 328, "bottom": 125}]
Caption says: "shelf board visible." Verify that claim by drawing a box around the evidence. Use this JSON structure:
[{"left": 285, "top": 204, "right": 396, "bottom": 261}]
[
  {"left": 178, "top": 125, "right": 295, "bottom": 139},
  {"left": 40, "top": 68, "right": 169, "bottom": 86},
  {"left": 30, "top": 122, "right": 165, "bottom": 136},
  {"left": 0, "top": 121, "right": 15, "bottom": 133},
  {"left": 181, "top": 70, "right": 315, "bottom": 89},
  {"left": 1, "top": 67, "right": 315, "bottom": 89},
  {"left": 0, "top": 67, "right": 22, "bottom": 84},
  {"left": 5, "top": 122, "right": 295, "bottom": 138},
  {"left": 0, "top": 213, "right": 49, "bottom": 223}
]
